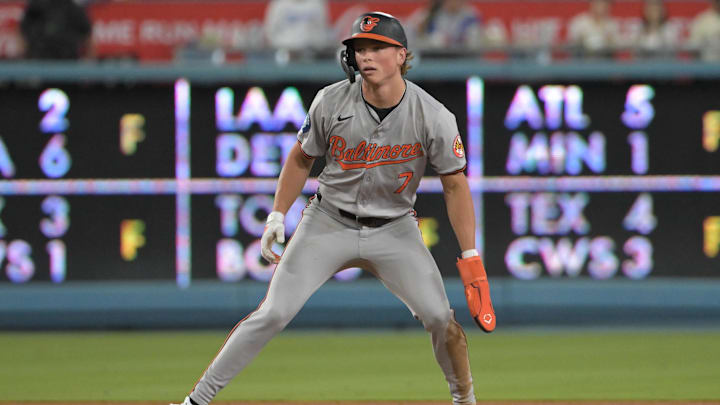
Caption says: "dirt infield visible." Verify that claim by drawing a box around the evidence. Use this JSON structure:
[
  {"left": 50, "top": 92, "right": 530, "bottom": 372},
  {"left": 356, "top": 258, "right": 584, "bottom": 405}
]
[{"left": 7, "top": 401, "right": 720, "bottom": 405}]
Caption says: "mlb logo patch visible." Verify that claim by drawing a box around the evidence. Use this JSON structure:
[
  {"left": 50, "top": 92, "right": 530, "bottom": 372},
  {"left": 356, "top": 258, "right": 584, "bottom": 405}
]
[{"left": 300, "top": 114, "right": 311, "bottom": 134}]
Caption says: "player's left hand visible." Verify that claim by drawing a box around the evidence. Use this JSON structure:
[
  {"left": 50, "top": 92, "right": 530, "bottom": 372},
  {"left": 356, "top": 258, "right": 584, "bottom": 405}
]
[
  {"left": 456, "top": 251, "right": 496, "bottom": 332},
  {"left": 261, "top": 211, "right": 285, "bottom": 264}
]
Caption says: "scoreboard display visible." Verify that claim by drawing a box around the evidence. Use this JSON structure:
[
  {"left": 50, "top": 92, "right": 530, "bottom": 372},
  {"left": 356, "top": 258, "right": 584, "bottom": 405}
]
[
  {"left": 0, "top": 77, "right": 718, "bottom": 286},
  {"left": 477, "top": 79, "right": 719, "bottom": 280}
]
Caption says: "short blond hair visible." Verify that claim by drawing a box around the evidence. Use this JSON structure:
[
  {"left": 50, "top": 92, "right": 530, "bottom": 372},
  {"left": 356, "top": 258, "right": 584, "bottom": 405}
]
[{"left": 401, "top": 50, "right": 414, "bottom": 76}]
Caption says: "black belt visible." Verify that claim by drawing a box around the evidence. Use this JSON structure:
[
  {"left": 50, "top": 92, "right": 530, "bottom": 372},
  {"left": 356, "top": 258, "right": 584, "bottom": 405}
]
[{"left": 316, "top": 193, "right": 396, "bottom": 228}]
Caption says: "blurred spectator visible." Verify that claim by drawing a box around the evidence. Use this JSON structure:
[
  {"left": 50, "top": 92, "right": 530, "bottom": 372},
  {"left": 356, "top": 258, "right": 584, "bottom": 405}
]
[
  {"left": 633, "top": 0, "right": 678, "bottom": 58},
  {"left": 413, "top": 0, "right": 483, "bottom": 51},
  {"left": 567, "top": 0, "right": 619, "bottom": 58},
  {"left": 20, "top": 0, "right": 91, "bottom": 60},
  {"left": 688, "top": 0, "right": 720, "bottom": 61},
  {"left": 264, "top": 0, "right": 331, "bottom": 63}
]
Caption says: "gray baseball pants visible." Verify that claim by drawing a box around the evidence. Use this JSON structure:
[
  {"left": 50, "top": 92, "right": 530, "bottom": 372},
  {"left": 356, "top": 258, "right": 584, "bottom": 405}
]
[{"left": 189, "top": 196, "right": 476, "bottom": 405}]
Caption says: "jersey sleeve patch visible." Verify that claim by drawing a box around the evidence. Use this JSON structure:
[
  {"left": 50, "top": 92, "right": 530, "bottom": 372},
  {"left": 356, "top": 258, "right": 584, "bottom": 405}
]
[{"left": 453, "top": 134, "right": 465, "bottom": 158}]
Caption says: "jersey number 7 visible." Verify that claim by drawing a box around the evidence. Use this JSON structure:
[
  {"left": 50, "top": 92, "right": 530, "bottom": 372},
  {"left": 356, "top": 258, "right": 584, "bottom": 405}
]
[{"left": 394, "top": 172, "right": 413, "bottom": 193}]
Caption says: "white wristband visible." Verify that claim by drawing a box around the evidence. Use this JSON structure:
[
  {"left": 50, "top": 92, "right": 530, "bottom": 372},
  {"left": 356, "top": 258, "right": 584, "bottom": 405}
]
[
  {"left": 266, "top": 211, "right": 284, "bottom": 223},
  {"left": 461, "top": 249, "right": 479, "bottom": 259}
]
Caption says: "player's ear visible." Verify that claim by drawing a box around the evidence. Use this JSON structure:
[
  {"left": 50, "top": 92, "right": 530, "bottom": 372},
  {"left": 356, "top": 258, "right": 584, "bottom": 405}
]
[{"left": 397, "top": 47, "right": 407, "bottom": 66}]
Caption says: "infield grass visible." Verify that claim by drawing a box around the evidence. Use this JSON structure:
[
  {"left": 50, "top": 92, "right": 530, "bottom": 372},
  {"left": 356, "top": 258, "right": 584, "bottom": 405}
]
[{"left": 0, "top": 329, "right": 718, "bottom": 402}]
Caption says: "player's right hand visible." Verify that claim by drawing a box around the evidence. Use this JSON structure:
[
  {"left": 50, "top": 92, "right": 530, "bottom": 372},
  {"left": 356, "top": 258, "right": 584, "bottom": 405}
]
[{"left": 261, "top": 211, "right": 285, "bottom": 264}]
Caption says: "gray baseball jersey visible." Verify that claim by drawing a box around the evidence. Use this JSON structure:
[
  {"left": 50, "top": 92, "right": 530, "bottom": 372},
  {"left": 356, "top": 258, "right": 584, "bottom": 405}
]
[
  {"left": 186, "top": 77, "right": 476, "bottom": 405},
  {"left": 298, "top": 78, "right": 467, "bottom": 218}
]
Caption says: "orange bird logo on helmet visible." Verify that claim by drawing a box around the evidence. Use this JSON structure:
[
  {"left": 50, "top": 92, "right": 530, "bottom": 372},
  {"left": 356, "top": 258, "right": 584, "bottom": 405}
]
[{"left": 360, "top": 16, "right": 380, "bottom": 32}]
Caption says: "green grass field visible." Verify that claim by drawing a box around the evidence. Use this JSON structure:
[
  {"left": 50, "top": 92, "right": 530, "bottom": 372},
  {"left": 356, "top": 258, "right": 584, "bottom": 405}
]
[{"left": 0, "top": 329, "right": 719, "bottom": 402}]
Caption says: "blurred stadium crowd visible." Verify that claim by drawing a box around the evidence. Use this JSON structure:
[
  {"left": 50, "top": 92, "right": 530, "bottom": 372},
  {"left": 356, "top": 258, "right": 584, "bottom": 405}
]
[{"left": 1, "top": 0, "right": 719, "bottom": 63}]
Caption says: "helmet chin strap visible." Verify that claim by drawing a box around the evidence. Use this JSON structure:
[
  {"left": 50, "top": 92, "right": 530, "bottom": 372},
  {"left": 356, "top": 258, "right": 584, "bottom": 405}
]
[{"left": 340, "top": 46, "right": 358, "bottom": 83}]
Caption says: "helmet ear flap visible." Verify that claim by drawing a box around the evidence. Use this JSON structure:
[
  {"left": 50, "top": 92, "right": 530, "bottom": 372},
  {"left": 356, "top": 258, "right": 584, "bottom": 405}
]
[
  {"left": 346, "top": 45, "right": 358, "bottom": 70},
  {"left": 340, "top": 45, "right": 358, "bottom": 83}
]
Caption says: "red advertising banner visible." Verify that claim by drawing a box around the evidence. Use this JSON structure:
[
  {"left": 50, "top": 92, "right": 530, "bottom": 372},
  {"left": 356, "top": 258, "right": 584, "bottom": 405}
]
[
  {"left": 0, "top": 0, "right": 712, "bottom": 61},
  {"left": 0, "top": 2, "right": 23, "bottom": 58}
]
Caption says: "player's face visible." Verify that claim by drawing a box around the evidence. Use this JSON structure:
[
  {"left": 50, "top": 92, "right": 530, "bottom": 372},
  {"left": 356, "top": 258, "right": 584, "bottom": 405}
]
[{"left": 353, "top": 39, "right": 406, "bottom": 85}]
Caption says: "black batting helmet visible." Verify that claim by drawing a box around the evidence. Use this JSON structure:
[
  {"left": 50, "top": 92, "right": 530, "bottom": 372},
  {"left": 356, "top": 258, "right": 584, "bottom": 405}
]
[{"left": 342, "top": 12, "right": 408, "bottom": 49}]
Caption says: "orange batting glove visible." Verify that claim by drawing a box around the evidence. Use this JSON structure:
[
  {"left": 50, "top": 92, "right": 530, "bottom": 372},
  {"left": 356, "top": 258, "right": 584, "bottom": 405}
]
[{"left": 456, "top": 254, "right": 496, "bottom": 333}]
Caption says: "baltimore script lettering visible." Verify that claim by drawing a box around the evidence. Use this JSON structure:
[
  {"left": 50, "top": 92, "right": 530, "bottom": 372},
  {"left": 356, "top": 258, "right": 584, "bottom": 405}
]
[{"left": 328, "top": 135, "right": 424, "bottom": 170}]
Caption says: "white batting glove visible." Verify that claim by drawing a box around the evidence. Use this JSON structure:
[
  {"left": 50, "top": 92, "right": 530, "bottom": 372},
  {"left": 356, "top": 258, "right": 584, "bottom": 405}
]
[{"left": 261, "top": 211, "right": 285, "bottom": 264}]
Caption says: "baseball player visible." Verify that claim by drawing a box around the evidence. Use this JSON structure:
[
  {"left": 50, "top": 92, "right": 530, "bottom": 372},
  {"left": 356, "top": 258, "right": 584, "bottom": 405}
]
[{"left": 172, "top": 12, "right": 495, "bottom": 405}]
